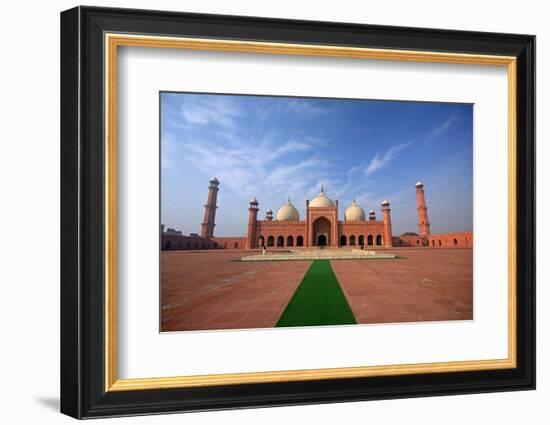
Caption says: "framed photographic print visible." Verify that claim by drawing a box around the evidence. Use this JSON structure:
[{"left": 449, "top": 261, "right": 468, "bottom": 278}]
[{"left": 60, "top": 6, "right": 535, "bottom": 419}]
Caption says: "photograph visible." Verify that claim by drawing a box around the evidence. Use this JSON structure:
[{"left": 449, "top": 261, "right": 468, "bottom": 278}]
[{"left": 160, "top": 92, "right": 474, "bottom": 332}]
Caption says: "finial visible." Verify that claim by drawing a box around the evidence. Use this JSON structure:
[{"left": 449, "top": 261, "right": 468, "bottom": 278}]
[
  {"left": 288, "top": 194, "right": 291, "bottom": 203},
  {"left": 321, "top": 185, "right": 324, "bottom": 193}
]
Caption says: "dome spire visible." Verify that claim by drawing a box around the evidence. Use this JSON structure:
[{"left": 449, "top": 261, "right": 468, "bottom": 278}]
[{"left": 321, "top": 184, "right": 324, "bottom": 193}]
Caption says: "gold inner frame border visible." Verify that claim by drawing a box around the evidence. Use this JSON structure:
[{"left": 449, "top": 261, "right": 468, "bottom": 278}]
[{"left": 104, "top": 33, "right": 517, "bottom": 392}]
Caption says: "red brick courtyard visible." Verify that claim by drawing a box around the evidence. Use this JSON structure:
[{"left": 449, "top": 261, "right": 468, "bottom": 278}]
[{"left": 161, "top": 248, "right": 473, "bottom": 332}]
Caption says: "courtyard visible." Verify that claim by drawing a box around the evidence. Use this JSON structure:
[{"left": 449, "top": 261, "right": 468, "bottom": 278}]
[{"left": 161, "top": 248, "right": 473, "bottom": 332}]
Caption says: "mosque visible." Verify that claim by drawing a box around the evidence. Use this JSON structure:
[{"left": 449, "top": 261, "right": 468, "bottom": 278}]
[{"left": 161, "top": 177, "right": 473, "bottom": 251}]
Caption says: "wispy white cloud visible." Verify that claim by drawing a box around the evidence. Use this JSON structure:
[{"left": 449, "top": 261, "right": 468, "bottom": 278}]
[
  {"left": 365, "top": 142, "right": 411, "bottom": 174},
  {"left": 285, "top": 99, "right": 328, "bottom": 116},
  {"left": 180, "top": 96, "right": 242, "bottom": 129},
  {"left": 426, "top": 114, "right": 457, "bottom": 143}
]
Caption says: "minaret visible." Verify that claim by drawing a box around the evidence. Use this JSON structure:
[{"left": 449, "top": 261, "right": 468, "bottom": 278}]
[
  {"left": 368, "top": 210, "right": 376, "bottom": 221},
  {"left": 265, "top": 209, "right": 273, "bottom": 221},
  {"left": 200, "top": 177, "right": 219, "bottom": 239},
  {"left": 415, "top": 181, "right": 431, "bottom": 237},
  {"left": 246, "top": 197, "right": 259, "bottom": 249},
  {"left": 381, "top": 200, "right": 393, "bottom": 248}
]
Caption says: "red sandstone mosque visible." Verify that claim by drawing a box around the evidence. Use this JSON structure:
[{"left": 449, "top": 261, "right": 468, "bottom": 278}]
[{"left": 161, "top": 178, "right": 472, "bottom": 251}]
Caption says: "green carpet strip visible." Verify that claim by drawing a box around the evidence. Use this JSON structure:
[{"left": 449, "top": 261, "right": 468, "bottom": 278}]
[{"left": 276, "top": 260, "right": 357, "bottom": 327}]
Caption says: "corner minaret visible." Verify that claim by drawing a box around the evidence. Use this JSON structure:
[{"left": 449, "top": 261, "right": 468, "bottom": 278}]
[
  {"left": 381, "top": 200, "right": 393, "bottom": 248},
  {"left": 246, "top": 197, "right": 259, "bottom": 249},
  {"left": 415, "top": 181, "right": 431, "bottom": 237},
  {"left": 201, "top": 177, "right": 219, "bottom": 239}
]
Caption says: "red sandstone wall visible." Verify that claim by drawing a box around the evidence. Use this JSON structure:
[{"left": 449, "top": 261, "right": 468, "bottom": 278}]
[
  {"left": 428, "top": 232, "right": 473, "bottom": 248},
  {"left": 161, "top": 235, "right": 247, "bottom": 250},
  {"left": 393, "top": 236, "right": 429, "bottom": 247},
  {"left": 255, "top": 221, "right": 306, "bottom": 247},
  {"left": 161, "top": 234, "right": 218, "bottom": 251},
  {"left": 338, "top": 222, "right": 386, "bottom": 246},
  {"left": 211, "top": 237, "right": 247, "bottom": 249},
  {"left": 392, "top": 232, "right": 473, "bottom": 248}
]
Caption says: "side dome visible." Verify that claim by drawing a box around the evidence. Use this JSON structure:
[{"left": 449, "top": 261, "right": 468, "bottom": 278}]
[
  {"left": 276, "top": 199, "right": 299, "bottom": 221},
  {"left": 345, "top": 199, "right": 366, "bottom": 221},
  {"left": 309, "top": 186, "right": 335, "bottom": 208}
]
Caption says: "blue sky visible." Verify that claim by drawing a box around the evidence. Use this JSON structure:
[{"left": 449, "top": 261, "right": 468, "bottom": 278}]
[{"left": 161, "top": 92, "right": 473, "bottom": 236}]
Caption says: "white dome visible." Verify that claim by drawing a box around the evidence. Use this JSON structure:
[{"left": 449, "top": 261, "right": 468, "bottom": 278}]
[
  {"left": 345, "top": 200, "right": 365, "bottom": 221},
  {"left": 276, "top": 200, "right": 299, "bottom": 221},
  {"left": 415, "top": 181, "right": 423, "bottom": 187},
  {"left": 309, "top": 187, "right": 335, "bottom": 208}
]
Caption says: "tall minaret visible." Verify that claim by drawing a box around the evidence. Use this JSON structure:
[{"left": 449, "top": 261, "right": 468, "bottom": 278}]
[
  {"left": 246, "top": 197, "right": 259, "bottom": 249},
  {"left": 381, "top": 200, "right": 393, "bottom": 248},
  {"left": 200, "top": 177, "right": 219, "bottom": 239},
  {"left": 415, "top": 181, "right": 431, "bottom": 237}
]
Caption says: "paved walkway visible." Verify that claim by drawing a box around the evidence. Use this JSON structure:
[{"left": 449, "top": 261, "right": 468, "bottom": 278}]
[
  {"left": 161, "top": 248, "right": 473, "bottom": 331},
  {"left": 161, "top": 250, "right": 310, "bottom": 331},
  {"left": 332, "top": 249, "right": 473, "bottom": 324}
]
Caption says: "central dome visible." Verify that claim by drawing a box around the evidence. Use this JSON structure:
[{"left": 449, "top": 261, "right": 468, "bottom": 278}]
[
  {"left": 309, "top": 187, "right": 335, "bottom": 208},
  {"left": 345, "top": 199, "right": 366, "bottom": 221},
  {"left": 276, "top": 198, "right": 300, "bottom": 221}
]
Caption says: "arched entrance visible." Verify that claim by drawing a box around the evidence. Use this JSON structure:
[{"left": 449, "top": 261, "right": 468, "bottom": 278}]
[
  {"left": 287, "top": 235, "right": 294, "bottom": 246},
  {"left": 312, "top": 216, "right": 331, "bottom": 247}
]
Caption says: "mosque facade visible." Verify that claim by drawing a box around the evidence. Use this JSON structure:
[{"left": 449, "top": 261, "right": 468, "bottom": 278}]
[{"left": 161, "top": 178, "right": 473, "bottom": 251}]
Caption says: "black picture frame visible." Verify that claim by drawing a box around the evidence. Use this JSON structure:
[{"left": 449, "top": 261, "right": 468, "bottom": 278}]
[{"left": 60, "top": 5, "right": 535, "bottom": 419}]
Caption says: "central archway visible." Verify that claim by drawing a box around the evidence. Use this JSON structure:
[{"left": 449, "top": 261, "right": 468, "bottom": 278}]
[{"left": 312, "top": 216, "right": 331, "bottom": 247}]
